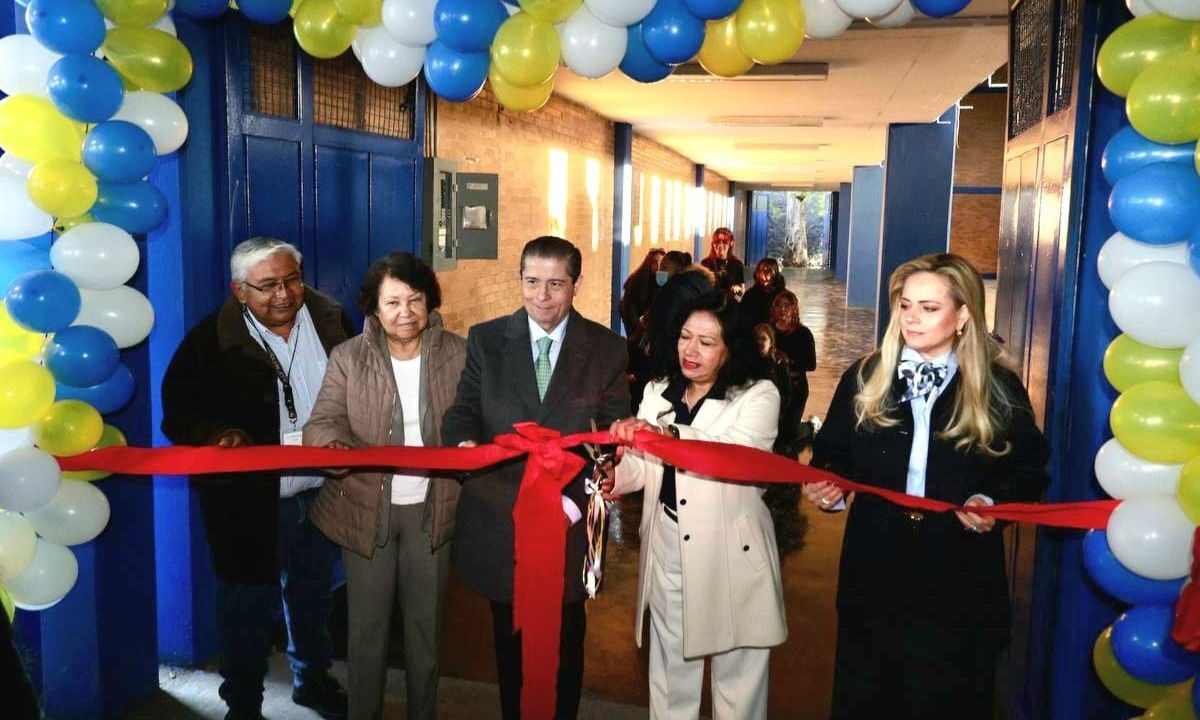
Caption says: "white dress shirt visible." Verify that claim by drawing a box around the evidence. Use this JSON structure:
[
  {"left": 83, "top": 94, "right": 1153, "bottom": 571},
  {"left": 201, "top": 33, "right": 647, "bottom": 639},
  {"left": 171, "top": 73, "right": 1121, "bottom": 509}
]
[{"left": 901, "top": 346, "right": 957, "bottom": 498}]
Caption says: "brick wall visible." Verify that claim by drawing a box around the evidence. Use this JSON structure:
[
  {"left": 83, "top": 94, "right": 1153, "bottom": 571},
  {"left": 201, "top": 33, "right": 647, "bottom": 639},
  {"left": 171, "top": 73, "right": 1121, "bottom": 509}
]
[
  {"left": 950, "top": 92, "right": 1006, "bottom": 274},
  {"left": 950, "top": 193, "right": 1001, "bottom": 274}
]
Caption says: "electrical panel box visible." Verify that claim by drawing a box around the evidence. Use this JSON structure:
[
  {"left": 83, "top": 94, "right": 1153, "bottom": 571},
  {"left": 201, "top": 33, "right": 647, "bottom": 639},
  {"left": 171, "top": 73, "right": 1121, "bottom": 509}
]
[
  {"left": 455, "top": 173, "right": 500, "bottom": 260},
  {"left": 422, "top": 158, "right": 458, "bottom": 272}
]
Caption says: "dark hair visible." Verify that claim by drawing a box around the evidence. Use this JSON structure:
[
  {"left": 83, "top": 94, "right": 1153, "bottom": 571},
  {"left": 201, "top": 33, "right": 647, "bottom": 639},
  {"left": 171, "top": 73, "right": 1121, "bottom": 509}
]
[
  {"left": 662, "top": 251, "right": 689, "bottom": 271},
  {"left": 521, "top": 236, "right": 582, "bottom": 281},
  {"left": 770, "top": 289, "right": 800, "bottom": 331},
  {"left": 705, "top": 227, "right": 740, "bottom": 262},
  {"left": 623, "top": 248, "right": 666, "bottom": 294},
  {"left": 357, "top": 252, "right": 442, "bottom": 315},
  {"left": 755, "top": 258, "right": 785, "bottom": 291},
  {"left": 659, "top": 290, "right": 763, "bottom": 388}
]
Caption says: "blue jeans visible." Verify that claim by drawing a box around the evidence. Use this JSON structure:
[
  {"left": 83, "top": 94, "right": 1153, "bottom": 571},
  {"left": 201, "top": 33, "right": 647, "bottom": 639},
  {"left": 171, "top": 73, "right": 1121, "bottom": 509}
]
[{"left": 215, "top": 490, "right": 339, "bottom": 712}]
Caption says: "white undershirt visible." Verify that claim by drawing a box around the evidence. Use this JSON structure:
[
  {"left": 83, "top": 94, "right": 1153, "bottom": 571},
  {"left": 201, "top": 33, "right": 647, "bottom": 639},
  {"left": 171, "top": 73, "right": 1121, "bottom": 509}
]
[{"left": 389, "top": 355, "right": 429, "bottom": 505}]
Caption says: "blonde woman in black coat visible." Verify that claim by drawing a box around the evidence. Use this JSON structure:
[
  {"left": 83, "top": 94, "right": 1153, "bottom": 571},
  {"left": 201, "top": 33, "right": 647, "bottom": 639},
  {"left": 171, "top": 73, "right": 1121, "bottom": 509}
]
[{"left": 804, "top": 253, "right": 1049, "bottom": 720}]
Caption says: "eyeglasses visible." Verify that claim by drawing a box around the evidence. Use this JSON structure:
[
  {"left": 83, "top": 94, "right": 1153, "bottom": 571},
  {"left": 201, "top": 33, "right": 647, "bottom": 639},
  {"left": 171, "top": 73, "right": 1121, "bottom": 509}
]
[{"left": 243, "top": 274, "right": 303, "bottom": 296}]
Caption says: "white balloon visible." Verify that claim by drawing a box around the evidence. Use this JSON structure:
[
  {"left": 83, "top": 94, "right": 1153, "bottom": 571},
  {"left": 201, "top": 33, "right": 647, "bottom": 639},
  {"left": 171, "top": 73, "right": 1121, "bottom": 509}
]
[
  {"left": 1181, "top": 335, "right": 1200, "bottom": 407},
  {"left": 834, "top": 0, "right": 901, "bottom": 19},
  {"left": 26, "top": 480, "right": 110, "bottom": 546},
  {"left": 74, "top": 286, "right": 156, "bottom": 348},
  {"left": 803, "top": 0, "right": 853, "bottom": 37},
  {"left": 382, "top": 0, "right": 437, "bottom": 48},
  {"left": 359, "top": 26, "right": 426, "bottom": 87},
  {"left": 561, "top": 6, "right": 627, "bottom": 79},
  {"left": 1095, "top": 438, "right": 1184, "bottom": 499},
  {"left": 1128, "top": 0, "right": 1155, "bottom": 14},
  {"left": 0, "top": 510, "right": 36, "bottom": 582},
  {"left": 351, "top": 23, "right": 379, "bottom": 60},
  {"left": 51, "top": 223, "right": 140, "bottom": 290},
  {"left": 0, "top": 448, "right": 62, "bottom": 513},
  {"left": 0, "top": 35, "right": 61, "bottom": 98},
  {"left": 1146, "top": 0, "right": 1200, "bottom": 19},
  {"left": 0, "top": 153, "right": 34, "bottom": 181},
  {"left": 1097, "top": 232, "right": 1190, "bottom": 290},
  {"left": 0, "top": 427, "right": 34, "bottom": 456},
  {"left": 0, "top": 173, "right": 54, "bottom": 241},
  {"left": 868, "top": 0, "right": 914, "bottom": 26},
  {"left": 5, "top": 538, "right": 78, "bottom": 609},
  {"left": 112, "top": 91, "right": 189, "bottom": 156},
  {"left": 1109, "top": 262, "right": 1200, "bottom": 349},
  {"left": 584, "top": 0, "right": 655, "bottom": 27},
  {"left": 1107, "top": 494, "right": 1196, "bottom": 580}
]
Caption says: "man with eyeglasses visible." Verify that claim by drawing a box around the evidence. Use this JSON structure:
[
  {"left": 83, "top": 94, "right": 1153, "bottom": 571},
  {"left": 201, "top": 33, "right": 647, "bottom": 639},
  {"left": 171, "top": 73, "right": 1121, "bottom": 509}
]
[{"left": 162, "top": 237, "right": 355, "bottom": 720}]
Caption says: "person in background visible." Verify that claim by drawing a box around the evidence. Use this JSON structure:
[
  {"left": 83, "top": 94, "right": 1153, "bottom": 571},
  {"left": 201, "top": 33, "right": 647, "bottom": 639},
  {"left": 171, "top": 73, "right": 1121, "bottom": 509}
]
[
  {"left": 769, "top": 291, "right": 818, "bottom": 456},
  {"left": 804, "top": 253, "right": 1049, "bottom": 719},
  {"left": 754, "top": 323, "right": 792, "bottom": 424},
  {"left": 700, "top": 228, "right": 745, "bottom": 298},
  {"left": 603, "top": 291, "right": 785, "bottom": 720},
  {"left": 740, "top": 258, "right": 786, "bottom": 328},
  {"left": 304, "top": 253, "right": 466, "bottom": 720},
  {"left": 619, "top": 248, "right": 667, "bottom": 337},
  {"left": 647, "top": 256, "right": 715, "bottom": 385},
  {"left": 162, "top": 237, "right": 352, "bottom": 720}
]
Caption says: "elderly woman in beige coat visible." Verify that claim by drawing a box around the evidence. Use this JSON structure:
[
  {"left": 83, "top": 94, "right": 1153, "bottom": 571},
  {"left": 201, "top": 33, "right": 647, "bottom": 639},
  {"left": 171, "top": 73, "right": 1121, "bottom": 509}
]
[
  {"left": 304, "top": 252, "right": 466, "bottom": 720},
  {"left": 605, "top": 291, "right": 786, "bottom": 720}
]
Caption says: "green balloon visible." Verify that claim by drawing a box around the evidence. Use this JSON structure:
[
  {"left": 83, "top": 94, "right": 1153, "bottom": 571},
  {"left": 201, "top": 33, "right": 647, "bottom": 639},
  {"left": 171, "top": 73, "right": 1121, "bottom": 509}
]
[
  {"left": 1104, "top": 334, "right": 1183, "bottom": 392},
  {"left": 1128, "top": 52, "right": 1200, "bottom": 144},
  {"left": 1111, "top": 381, "right": 1200, "bottom": 464},
  {"left": 103, "top": 27, "right": 194, "bottom": 93},
  {"left": 1097, "top": 14, "right": 1200, "bottom": 98}
]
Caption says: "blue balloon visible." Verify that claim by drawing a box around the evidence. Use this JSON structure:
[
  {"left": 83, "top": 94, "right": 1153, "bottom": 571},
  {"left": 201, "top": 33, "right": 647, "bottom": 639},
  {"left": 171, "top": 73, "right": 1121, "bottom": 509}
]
[
  {"left": 238, "top": 0, "right": 292, "bottom": 22},
  {"left": 642, "top": 0, "right": 705, "bottom": 66},
  {"left": 1109, "top": 163, "right": 1200, "bottom": 245},
  {"left": 911, "top": 0, "right": 971, "bottom": 17},
  {"left": 55, "top": 363, "right": 135, "bottom": 415},
  {"left": 0, "top": 242, "right": 52, "bottom": 294},
  {"left": 1082, "top": 530, "right": 1185, "bottom": 606},
  {"left": 44, "top": 325, "right": 120, "bottom": 388},
  {"left": 174, "top": 0, "right": 228, "bottom": 18},
  {"left": 422, "top": 41, "right": 489, "bottom": 103},
  {"left": 683, "top": 0, "right": 741, "bottom": 20},
  {"left": 5, "top": 269, "right": 80, "bottom": 333},
  {"left": 1102, "top": 126, "right": 1196, "bottom": 186},
  {"left": 47, "top": 55, "right": 126, "bottom": 125},
  {"left": 25, "top": 0, "right": 106, "bottom": 55},
  {"left": 1111, "top": 605, "right": 1200, "bottom": 684},
  {"left": 83, "top": 121, "right": 158, "bottom": 185},
  {"left": 434, "top": 0, "right": 508, "bottom": 53},
  {"left": 92, "top": 181, "right": 168, "bottom": 235},
  {"left": 621, "top": 23, "right": 674, "bottom": 83},
  {"left": 1189, "top": 224, "right": 1200, "bottom": 277}
]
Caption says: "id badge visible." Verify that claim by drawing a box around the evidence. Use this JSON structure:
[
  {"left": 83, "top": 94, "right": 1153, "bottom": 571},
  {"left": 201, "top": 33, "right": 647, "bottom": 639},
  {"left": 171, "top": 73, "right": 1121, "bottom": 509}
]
[{"left": 282, "top": 430, "right": 303, "bottom": 446}]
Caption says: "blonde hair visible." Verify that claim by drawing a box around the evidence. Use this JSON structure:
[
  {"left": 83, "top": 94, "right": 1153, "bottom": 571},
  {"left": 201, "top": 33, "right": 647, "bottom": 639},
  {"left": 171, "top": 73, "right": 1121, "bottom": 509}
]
[{"left": 854, "top": 253, "right": 1015, "bottom": 455}]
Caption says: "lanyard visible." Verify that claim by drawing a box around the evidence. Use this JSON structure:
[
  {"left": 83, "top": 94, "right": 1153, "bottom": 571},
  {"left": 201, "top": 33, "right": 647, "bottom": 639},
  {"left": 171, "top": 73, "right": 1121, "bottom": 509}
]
[{"left": 244, "top": 307, "right": 300, "bottom": 424}]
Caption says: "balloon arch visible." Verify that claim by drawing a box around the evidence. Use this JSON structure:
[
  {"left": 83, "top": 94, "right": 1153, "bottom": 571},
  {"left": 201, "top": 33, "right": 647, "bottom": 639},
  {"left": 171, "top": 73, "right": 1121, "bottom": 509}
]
[{"left": 3, "top": 0, "right": 1200, "bottom": 712}]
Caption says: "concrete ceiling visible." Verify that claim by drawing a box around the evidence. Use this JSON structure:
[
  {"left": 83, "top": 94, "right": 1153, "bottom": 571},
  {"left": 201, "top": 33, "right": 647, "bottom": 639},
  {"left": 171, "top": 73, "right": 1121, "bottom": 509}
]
[{"left": 553, "top": 0, "right": 1009, "bottom": 189}]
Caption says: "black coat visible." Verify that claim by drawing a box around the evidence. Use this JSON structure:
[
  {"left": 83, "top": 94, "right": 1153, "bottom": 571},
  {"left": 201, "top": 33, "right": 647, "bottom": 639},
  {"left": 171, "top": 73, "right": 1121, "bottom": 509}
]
[
  {"left": 441, "top": 308, "right": 629, "bottom": 603},
  {"left": 160, "top": 291, "right": 354, "bottom": 583},
  {"left": 811, "top": 356, "right": 1049, "bottom": 640}
]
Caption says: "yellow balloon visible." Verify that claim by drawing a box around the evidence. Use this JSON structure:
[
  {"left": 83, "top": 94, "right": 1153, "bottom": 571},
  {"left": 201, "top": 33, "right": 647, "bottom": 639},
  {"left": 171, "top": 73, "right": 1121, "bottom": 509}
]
[
  {"left": 1112, "top": 381, "right": 1200, "bottom": 464},
  {"left": 1146, "top": 683, "right": 1200, "bottom": 720},
  {"left": 27, "top": 159, "right": 98, "bottom": 219},
  {"left": 1179, "top": 456, "right": 1200, "bottom": 523},
  {"left": 1094, "top": 626, "right": 1184, "bottom": 708},
  {"left": 489, "top": 65, "right": 553, "bottom": 112},
  {"left": 736, "top": 0, "right": 805, "bottom": 66},
  {"left": 1128, "top": 52, "right": 1200, "bottom": 144},
  {"left": 1097, "top": 14, "right": 1200, "bottom": 98},
  {"left": 492, "top": 12, "right": 561, "bottom": 88},
  {"left": 54, "top": 214, "right": 95, "bottom": 234},
  {"left": 95, "top": 0, "right": 169, "bottom": 26},
  {"left": 0, "top": 312, "right": 44, "bottom": 365},
  {"left": 293, "top": 0, "right": 356, "bottom": 59},
  {"left": 63, "top": 423, "right": 127, "bottom": 482},
  {"left": 0, "top": 361, "right": 56, "bottom": 429},
  {"left": 698, "top": 16, "right": 754, "bottom": 78},
  {"left": 34, "top": 400, "right": 104, "bottom": 457},
  {"left": 0, "top": 95, "right": 84, "bottom": 163},
  {"left": 517, "top": 0, "right": 581, "bottom": 23},
  {"left": 0, "top": 586, "right": 12, "bottom": 623},
  {"left": 334, "top": 0, "right": 380, "bottom": 25},
  {"left": 1104, "top": 334, "right": 1183, "bottom": 392},
  {"left": 103, "top": 27, "right": 195, "bottom": 93}
]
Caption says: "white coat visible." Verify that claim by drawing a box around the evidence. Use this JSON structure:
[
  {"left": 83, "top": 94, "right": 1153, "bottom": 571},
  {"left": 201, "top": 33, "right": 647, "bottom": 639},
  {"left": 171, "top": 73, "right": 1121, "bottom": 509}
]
[{"left": 613, "top": 377, "right": 788, "bottom": 658}]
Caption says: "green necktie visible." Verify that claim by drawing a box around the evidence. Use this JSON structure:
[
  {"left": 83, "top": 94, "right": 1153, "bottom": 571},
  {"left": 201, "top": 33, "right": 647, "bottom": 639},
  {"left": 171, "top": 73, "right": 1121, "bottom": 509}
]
[{"left": 535, "top": 336, "right": 553, "bottom": 401}]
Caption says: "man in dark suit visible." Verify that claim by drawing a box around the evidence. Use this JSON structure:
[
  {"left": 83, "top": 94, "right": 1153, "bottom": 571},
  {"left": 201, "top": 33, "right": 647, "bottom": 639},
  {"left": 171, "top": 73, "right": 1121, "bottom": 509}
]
[{"left": 442, "top": 236, "right": 629, "bottom": 719}]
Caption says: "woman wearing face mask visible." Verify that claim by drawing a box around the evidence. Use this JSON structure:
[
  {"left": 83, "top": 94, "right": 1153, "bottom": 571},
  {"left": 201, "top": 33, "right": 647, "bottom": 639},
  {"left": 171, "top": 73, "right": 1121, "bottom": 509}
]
[
  {"left": 603, "top": 291, "right": 785, "bottom": 720},
  {"left": 619, "top": 248, "right": 667, "bottom": 337},
  {"left": 304, "top": 252, "right": 466, "bottom": 720},
  {"left": 740, "top": 258, "right": 786, "bottom": 328},
  {"left": 803, "top": 254, "right": 1049, "bottom": 719}
]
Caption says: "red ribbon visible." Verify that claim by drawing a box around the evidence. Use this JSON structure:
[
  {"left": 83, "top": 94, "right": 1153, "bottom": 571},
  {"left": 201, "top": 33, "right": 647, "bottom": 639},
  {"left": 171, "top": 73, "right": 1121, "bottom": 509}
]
[{"left": 58, "top": 424, "right": 1118, "bottom": 718}]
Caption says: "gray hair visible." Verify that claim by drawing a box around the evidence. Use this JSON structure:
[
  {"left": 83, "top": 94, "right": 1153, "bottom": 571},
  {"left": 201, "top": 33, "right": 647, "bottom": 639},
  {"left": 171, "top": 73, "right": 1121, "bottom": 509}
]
[{"left": 230, "top": 237, "right": 302, "bottom": 283}]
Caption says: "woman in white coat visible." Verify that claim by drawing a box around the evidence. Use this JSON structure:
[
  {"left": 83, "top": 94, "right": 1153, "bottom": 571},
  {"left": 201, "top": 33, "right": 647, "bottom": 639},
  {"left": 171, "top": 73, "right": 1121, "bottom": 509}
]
[{"left": 605, "top": 290, "right": 786, "bottom": 720}]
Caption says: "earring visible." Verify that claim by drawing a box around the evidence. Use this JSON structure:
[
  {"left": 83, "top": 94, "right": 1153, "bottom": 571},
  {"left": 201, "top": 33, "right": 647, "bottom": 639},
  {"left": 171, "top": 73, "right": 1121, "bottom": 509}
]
[{"left": 956, "top": 326, "right": 964, "bottom": 337}]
